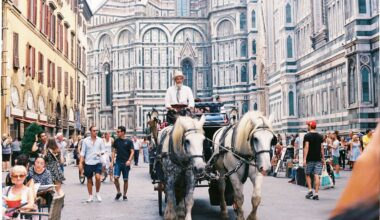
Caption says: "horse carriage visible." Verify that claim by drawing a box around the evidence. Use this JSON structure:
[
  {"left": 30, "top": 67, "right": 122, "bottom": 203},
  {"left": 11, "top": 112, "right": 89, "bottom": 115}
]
[{"left": 147, "top": 103, "right": 276, "bottom": 220}]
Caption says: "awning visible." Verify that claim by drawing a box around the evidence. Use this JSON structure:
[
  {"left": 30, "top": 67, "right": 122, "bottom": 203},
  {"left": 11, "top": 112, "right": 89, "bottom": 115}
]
[
  {"left": 39, "top": 123, "right": 55, "bottom": 128},
  {"left": 14, "top": 117, "right": 55, "bottom": 128}
]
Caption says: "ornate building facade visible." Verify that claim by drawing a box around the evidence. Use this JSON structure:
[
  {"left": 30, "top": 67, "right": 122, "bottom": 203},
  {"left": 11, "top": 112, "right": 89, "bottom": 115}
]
[
  {"left": 87, "top": 0, "right": 267, "bottom": 134},
  {"left": 264, "top": 0, "right": 379, "bottom": 133},
  {"left": 0, "top": 0, "right": 92, "bottom": 138}
]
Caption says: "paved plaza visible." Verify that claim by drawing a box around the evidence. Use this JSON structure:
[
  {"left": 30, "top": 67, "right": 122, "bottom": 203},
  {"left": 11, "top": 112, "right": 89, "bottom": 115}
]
[{"left": 61, "top": 156, "right": 349, "bottom": 220}]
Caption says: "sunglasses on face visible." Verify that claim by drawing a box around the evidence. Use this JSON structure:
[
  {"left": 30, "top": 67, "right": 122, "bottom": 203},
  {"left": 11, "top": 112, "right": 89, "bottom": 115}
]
[
  {"left": 11, "top": 174, "right": 26, "bottom": 179},
  {"left": 91, "top": 130, "right": 98, "bottom": 132}
]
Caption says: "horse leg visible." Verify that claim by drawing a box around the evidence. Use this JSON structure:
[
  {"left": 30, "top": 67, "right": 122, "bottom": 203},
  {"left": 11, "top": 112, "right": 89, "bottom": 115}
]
[
  {"left": 215, "top": 156, "right": 229, "bottom": 218},
  {"left": 184, "top": 171, "right": 195, "bottom": 220},
  {"left": 177, "top": 199, "right": 186, "bottom": 220},
  {"left": 247, "top": 173, "right": 263, "bottom": 220},
  {"left": 230, "top": 174, "right": 245, "bottom": 220},
  {"left": 164, "top": 174, "right": 177, "bottom": 220}
]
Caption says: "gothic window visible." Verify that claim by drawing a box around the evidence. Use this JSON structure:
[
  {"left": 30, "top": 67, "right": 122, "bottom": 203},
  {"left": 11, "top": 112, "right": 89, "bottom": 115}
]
[
  {"left": 253, "top": 102, "right": 258, "bottom": 110},
  {"left": 176, "top": 0, "right": 189, "bottom": 16},
  {"left": 174, "top": 28, "right": 203, "bottom": 43},
  {"left": 240, "top": 12, "right": 246, "bottom": 30},
  {"left": 358, "top": 0, "right": 367, "bottom": 13},
  {"left": 217, "top": 20, "right": 234, "bottom": 37},
  {"left": 252, "top": 40, "right": 256, "bottom": 55},
  {"left": 118, "top": 30, "right": 133, "bottom": 45},
  {"left": 142, "top": 28, "right": 168, "bottom": 43},
  {"left": 241, "top": 41, "right": 247, "bottom": 57},
  {"left": 287, "top": 36, "right": 293, "bottom": 58},
  {"left": 348, "top": 61, "right": 357, "bottom": 104},
  {"left": 241, "top": 65, "right": 247, "bottom": 82},
  {"left": 98, "top": 34, "right": 111, "bottom": 50},
  {"left": 242, "top": 101, "right": 249, "bottom": 114},
  {"left": 251, "top": 10, "right": 256, "bottom": 28},
  {"left": 286, "top": 3, "right": 292, "bottom": 23},
  {"left": 361, "top": 66, "right": 370, "bottom": 102},
  {"left": 236, "top": 66, "right": 239, "bottom": 82},
  {"left": 289, "top": 91, "right": 295, "bottom": 116},
  {"left": 252, "top": 64, "right": 257, "bottom": 79}
]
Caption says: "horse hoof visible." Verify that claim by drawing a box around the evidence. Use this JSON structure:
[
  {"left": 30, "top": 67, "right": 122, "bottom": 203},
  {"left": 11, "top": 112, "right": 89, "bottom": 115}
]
[
  {"left": 247, "top": 214, "right": 257, "bottom": 220},
  {"left": 221, "top": 212, "right": 229, "bottom": 219}
]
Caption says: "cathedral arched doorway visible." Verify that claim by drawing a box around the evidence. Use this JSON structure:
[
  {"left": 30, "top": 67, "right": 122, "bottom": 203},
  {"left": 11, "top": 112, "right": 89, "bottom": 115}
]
[{"left": 181, "top": 59, "right": 193, "bottom": 90}]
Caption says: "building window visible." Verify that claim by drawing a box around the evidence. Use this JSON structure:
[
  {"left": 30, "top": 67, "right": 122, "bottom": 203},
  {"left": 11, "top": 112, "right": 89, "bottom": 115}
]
[
  {"left": 287, "top": 36, "right": 293, "bottom": 58},
  {"left": 286, "top": 3, "right": 292, "bottom": 23},
  {"left": 361, "top": 66, "right": 370, "bottom": 102},
  {"left": 289, "top": 91, "right": 294, "bottom": 116},
  {"left": 240, "top": 12, "right": 246, "bottom": 30},
  {"left": 241, "top": 41, "right": 247, "bottom": 57},
  {"left": 242, "top": 101, "right": 249, "bottom": 114},
  {"left": 349, "top": 61, "right": 357, "bottom": 104},
  {"left": 253, "top": 102, "right": 258, "bottom": 110},
  {"left": 251, "top": 10, "right": 256, "bottom": 28},
  {"left": 241, "top": 65, "right": 247, "bottom": 82},
  {"left": 13, "top": 32, "right": 19, "bottom": 69},
  {"left": 252, "top": 40, "right": 256, "bottom": 55},
  {"left": 57, "top": 67, "right": 62, "bottom": 92},
  {"left": 252, "top": 64, "right": 257, "bottom": 79},
  {"left": 182, "top": 59, "right": 193, "bottom": 89},
  {"left": 27, "top": 0, "right": 37, "bottom": 25},
  {"left": 358, "top": 0, "right": 367, "bottom": 13},
  {"left": 104, "top": 63, "right": 112, "bottom": 106},
  {"left": 176, "top": 0, "right": 189, "bottom": 16},
  {"left": 38, "top": 52, "right": 43, "bottom": 83}
]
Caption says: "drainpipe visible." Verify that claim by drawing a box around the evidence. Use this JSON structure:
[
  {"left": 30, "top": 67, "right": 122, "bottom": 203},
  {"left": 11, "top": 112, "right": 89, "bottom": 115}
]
[{"left": 1, "top": 0, "right": 8, "bottom": 136}]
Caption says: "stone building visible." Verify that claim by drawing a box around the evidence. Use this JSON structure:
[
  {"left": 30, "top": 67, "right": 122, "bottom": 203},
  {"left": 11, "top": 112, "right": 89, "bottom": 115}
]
[
  {"left": 87, "top": 0, "right": 267, "bottom": 134},
  {"left": 0, "top": 0, "right": 92, "bottom": 138},
  {"left": 263, "top": 0, "right": 379, "bottom": 133}
]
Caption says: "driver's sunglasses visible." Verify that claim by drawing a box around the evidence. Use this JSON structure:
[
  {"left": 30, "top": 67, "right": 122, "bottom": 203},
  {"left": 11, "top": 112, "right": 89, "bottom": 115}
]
[{"left": 116, "top": 130, "right": 122, "bottom": 133}]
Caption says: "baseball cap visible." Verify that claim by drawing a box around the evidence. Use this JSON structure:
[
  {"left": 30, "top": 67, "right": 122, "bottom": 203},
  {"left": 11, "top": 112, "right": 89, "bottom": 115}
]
[{"left": 306, "top": 120, "right": 317, "bottom": 129}]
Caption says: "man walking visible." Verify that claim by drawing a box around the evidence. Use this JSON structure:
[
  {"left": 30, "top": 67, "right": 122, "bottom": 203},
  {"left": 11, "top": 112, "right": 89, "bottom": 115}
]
[
  {"left": 111, "top": 126, "right": 134, "bottom": 200},
  {"left": 132, "top": 136, "right": 140, "bottom": 166},
  {"left": 303, "top": 121, "right": 324, "bottom": 200},
  {"left": 56, "top": 133, "right": 66, "bottom": 173},
  {"left": 79, "top": 126, "right": 105, "bottom": 202}
]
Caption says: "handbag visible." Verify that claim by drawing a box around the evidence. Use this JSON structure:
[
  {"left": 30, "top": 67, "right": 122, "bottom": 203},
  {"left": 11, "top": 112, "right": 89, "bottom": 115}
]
[{"left": 320, "top": 162, "right": 334, "bottom": 189}]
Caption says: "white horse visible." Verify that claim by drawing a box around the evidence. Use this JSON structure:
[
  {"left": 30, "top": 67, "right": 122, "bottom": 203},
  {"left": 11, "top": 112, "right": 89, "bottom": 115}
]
[
  {"left": 159, "top": 115, "right": 206, "bottom": 220},
  {"left": 212, "top": 111, "right": 275, "bottom": 220}
]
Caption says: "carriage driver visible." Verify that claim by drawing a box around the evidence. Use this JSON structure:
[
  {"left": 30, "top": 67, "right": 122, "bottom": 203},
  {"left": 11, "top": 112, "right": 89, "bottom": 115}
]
[{"left": 164, "top": 70, "right": 195, "bottom": 124}]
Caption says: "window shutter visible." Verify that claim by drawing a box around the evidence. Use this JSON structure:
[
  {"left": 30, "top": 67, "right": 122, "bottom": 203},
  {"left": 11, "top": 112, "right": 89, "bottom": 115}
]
[
  {"left": 33, "top": 0, "right": 37, "bottom": 25},
  {"left": 26, "top": 43, "right": 30, "bottom": 76},
  {"left": 27, "top": 0, "right": 31, "bottom": 20},
  {"left": 31, "top": 47, "right": 36, "bottom": 79},
  {"left": 45, "top": 5, "right": 49, "bottom": 35},
  {"left": 52, "top": 63, "right": 55, "bottom": 88},
  {"left": 65, "top": 71, "right": 68, "bottom": 95},
  {"left": 13, "top": 33, "right": 19, "bottom": 68},
  {"left": 47, "top": 60, "right": 50, "bottom": 87},
  {"left": 57, "top": 67, "right": 62, "bottom": 92},
  {"left": 38, "top": 52, "right": 44, "bottom": 83},
  {"left": 39, "top": 0, "right": 42, "bottom": 30},
  {"left": 78, "top": 81, "right": 81, "bottom": 103},
  {"left": 82, "top": 83, "right": 85, "bottom": 106},
  {"left": 70, "top": 76, "right": 73, "bottom": 99}
]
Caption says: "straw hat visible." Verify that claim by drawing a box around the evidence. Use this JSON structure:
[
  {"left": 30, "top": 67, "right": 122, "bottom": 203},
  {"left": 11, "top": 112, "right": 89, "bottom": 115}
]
[{"left": 173, "top": 71, "right": 185, "bottom": 80}]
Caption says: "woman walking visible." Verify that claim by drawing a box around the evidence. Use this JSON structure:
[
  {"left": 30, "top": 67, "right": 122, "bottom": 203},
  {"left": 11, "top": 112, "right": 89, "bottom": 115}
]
[
  {"left": 45, "top": 138, "right": 65, "bottom": 196},
  {"left": 141, "top": 137, "right": 149, "bottom": 163},
  {"left": 102, "top": 132, "right": 114, "bottom": 181}
]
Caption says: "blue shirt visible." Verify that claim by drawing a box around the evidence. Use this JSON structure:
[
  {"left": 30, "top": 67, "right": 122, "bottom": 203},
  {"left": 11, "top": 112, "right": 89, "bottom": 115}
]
[{"left": 80, "top": 136, "right": 105, "bottom": 165}]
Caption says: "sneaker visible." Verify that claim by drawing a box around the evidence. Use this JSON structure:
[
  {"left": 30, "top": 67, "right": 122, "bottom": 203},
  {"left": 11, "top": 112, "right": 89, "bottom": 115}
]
[
  {"left": 305, "top": 191, "right": 313, "bottom": 199},
  {"left": 86, "top": 195, "right": 93, "bottom": 203},
  {"left": 115, "top": 193, "right": 122, "bottom": 200},
  {"left": 123, "top": 196, "right": 128, "bottom": 201},
  {"left": 312, "top": 195, "right": 319, "bottom": 200},
  {"left": 95, "top": 193, "right": 102, "bottom": 202}
]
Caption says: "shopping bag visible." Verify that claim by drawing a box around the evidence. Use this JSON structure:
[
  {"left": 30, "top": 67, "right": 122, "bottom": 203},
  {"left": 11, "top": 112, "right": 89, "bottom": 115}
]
[{"left": 320, "top": 164, "right": 334, "bottom": 189}]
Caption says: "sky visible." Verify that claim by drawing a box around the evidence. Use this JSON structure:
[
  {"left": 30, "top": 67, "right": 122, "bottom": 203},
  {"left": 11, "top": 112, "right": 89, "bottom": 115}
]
[{"left": 86, "top": 0, "right": 103, "bottom": 12}]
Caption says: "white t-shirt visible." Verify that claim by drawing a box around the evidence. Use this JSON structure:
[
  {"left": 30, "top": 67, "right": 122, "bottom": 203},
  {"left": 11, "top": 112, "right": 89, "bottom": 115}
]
[
  {"left": 332, "top": 140, "right": 340, "bottom": 157},
  {"left": 133, "top": 140, "right": 140, "bottom": 150}
]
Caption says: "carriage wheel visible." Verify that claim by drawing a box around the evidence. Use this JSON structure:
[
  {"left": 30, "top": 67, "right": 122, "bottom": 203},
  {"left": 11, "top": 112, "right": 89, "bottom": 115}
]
[{"left": 158, "top": 182, "right": 164, "bottom": 216}]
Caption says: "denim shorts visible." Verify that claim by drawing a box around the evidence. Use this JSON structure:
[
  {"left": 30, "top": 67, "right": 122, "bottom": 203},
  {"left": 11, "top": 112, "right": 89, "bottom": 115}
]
[
  {"left": 305, "top": 161, "right": 323, "bottom": 175},
  {"left": 114, "top": 161, "right": 130, "bottom": 181},
  {"left": 84, "top": 163, "right": 102, "bottom": 178}
]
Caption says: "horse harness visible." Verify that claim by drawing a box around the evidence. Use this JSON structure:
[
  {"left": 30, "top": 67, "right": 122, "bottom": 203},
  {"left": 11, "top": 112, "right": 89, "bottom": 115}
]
[{"left": 214, "top": 118, "right": 273, "bottom": 183}]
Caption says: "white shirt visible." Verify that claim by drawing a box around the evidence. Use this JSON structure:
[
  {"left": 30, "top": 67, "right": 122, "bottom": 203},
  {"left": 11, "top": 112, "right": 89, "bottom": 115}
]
[
  {"left": 165, "top": 85, "right": 194, "bottom": 108},
  {"left": 133, "top": 140, "right": 140, "bottom": 150}
]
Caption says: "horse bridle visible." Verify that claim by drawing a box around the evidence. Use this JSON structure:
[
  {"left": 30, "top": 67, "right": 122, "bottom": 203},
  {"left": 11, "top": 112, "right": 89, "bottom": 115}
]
[
  {"left": 182, "top": 128, "right": 204, "bottom": 159},
  {"left": 247, "top": 126, "right": 274, "bottom": 162}
]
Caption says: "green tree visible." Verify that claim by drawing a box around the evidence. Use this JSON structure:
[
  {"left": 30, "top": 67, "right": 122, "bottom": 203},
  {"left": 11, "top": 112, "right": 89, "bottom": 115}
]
[{"left": 21, "top": 123, "right": 43, "bottom": 155}]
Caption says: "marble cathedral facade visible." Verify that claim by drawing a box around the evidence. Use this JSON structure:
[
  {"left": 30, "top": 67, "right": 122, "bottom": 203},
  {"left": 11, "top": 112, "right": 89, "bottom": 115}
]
[
  {"left": 264, "top": 0, "right": 379, "bottom": 133},
  {"left": 87, "top": 0, "right": 266, "bottom": 134}
]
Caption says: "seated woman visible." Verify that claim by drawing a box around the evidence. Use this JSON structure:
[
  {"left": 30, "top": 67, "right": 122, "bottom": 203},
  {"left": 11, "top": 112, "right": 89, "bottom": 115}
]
[
  {"left": 5, "top": 154, "right": 34, "bottom": 189},
  {"left": 3, "top": 165, "right": 35, "bottom": 211},
  {"left": 29, "top": 157, "right": 54, "bottom": 208}
]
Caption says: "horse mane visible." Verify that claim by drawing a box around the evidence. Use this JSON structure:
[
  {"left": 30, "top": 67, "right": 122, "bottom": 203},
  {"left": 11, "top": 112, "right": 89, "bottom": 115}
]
[
  {"left": 171, "top": 116, "right": 203, "bottom": 153},
  {"left": 234, "top": 111, "right": 272, "bottom": 154}
]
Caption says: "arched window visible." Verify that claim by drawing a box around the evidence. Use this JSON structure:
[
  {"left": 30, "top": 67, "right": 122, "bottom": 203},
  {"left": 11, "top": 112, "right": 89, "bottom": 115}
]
[
  {"left": 361, "top": 66, "right": 370, "bottom": 102},
  {"left": 236, "top": 66, "right": 239, "bottom": 82},
  {"left": 240, "top": 12, "right": 246, "bottom": 30},
  {"left": 253, "top": 102, "right": 258, "bottom": 110},
  {"left": 286, "top": 4, "right": 292, "bottom": 23},
  {"left": 182, "top": 59, "right": 193, "bottom": 89},
  {"left": 358, "top": 0, "right": 367, "bottom": 13},
  {"left": 252, "top": 40, "right": 256, "bottom": 55},
  {"left": 287, "top": 36, "right": 293, "bottom": 58},
  {"left": 241, "top": 41, "right": 247, "bottom": 57},
  {"left": 288, "top": 91, "right": 295, "bottom": 116},
  {"left": 242, "top": 101, "right": 249, "bottom": 114},
  {"left": 349, "top": 61, "right": 357, "bottom": 104},
  {"left": 104, "top": 63, "right": 112, "bottom": 106},
  {"left": 241, "top": 65, "right": 247, "bottom": 82},
  {"left": 251, "top": 10, "right": 256, "bottom": 28},
  {"left": 252, "top": 64, "right": 257, "bottom": 79}
]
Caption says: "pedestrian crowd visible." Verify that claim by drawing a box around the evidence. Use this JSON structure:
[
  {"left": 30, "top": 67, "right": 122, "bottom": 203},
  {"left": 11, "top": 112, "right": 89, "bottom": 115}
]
[{"left": 269, "top": 121, "right": 374, "bottom": 201}]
